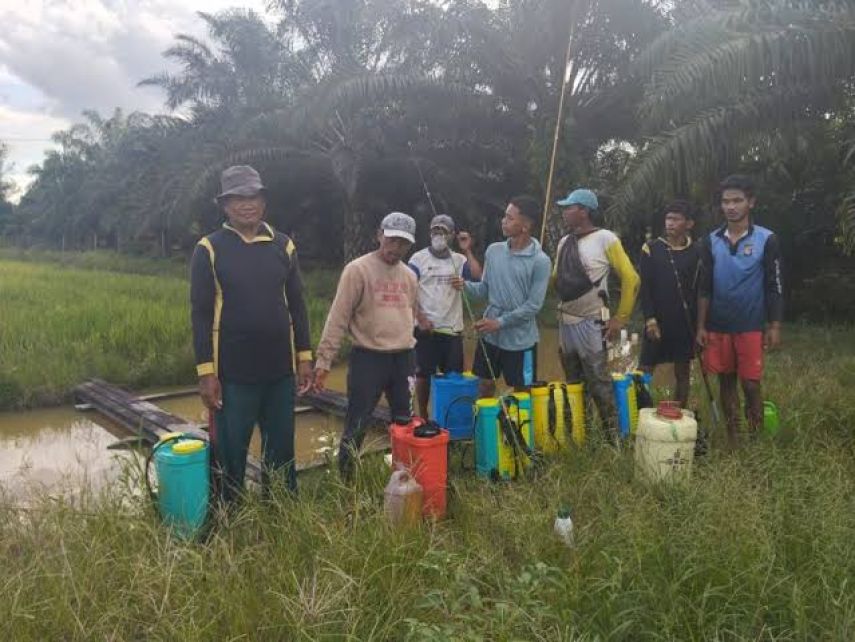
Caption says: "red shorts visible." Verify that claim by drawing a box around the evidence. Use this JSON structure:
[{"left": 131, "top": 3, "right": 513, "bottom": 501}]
[{"left": 702, "top": 331, "right": 763, "bottom": 381}]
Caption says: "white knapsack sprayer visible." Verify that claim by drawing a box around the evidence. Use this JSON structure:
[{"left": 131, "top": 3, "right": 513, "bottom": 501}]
[{"left": 635, "top": 401, "right": 698, "bottom": 482}]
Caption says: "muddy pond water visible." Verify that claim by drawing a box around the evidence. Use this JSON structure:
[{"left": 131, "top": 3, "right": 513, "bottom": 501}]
[{"left": 0, "top": 328, "right": 675, "bottom": 501}]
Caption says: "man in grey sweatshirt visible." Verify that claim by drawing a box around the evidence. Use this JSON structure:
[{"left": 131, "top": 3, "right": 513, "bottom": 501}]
[{"left": 454, "top": 195, "right": 552, "bottom": 397}]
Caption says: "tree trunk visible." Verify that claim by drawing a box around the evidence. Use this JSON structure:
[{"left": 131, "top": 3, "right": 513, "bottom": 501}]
[
  {"left": 343, "top": 204, "right": 377, "bottom": 262},
  {"left": 331, "top": 145, "right": 376, "bottom": 262}
]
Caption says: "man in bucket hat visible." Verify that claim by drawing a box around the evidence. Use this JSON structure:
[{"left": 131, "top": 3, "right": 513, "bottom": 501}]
[
  {"left": 191, "top": 165, "right": 313, "bottom": 502},
  {"left": 408, "top": 214, "right": 482, "bottom": 417},
  {"left": 311, "top": 212, "right": 419, "bottom": 480}
]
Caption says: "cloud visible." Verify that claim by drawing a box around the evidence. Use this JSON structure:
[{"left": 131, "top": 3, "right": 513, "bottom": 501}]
[
  {"left": 0, "top": 0, "right": 270, "bottom": 118},
  {"left": 0, "top": 0, "right": 269, "bottom": 197},
  {"left": 0, "top": 104, "right": 68, "bottom": 201}
]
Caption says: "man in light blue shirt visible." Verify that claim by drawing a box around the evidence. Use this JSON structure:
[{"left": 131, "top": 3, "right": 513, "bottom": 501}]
[{"left": 454, "top": 195, "right": 552, "bottom": 397}]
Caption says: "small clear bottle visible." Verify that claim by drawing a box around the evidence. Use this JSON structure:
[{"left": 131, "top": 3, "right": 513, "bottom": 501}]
[{"left": 554, "top": 506, "right": 575, "bottom": 548}]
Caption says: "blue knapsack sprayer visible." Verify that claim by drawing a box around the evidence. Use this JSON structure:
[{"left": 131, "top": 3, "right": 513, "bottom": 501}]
[{"left": 145, "top": 431, "right": 211, "bottom": 540}]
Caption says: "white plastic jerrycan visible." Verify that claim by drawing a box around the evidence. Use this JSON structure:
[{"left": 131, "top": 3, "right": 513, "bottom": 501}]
[
  {"left": 384, "top": 469, "right": 423, "bottom": 529},
  {"left": 635, "top": 401, "right": 698, "bottom": 482}
]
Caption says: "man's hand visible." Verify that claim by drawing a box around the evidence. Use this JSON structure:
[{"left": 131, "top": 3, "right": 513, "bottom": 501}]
[
  {"left": 645, "top": 320, "right": 661, "bottom": 342},
  {"left": 312, "top": 367, "right": 330, "bottom": 393},
  {"left": 457, "top": 231, "right": 473, "bottom": 253},
  {"left": 199, "top": 374, "right": 222, "bottom": 410},
  {"left": 474, "top": 317, "right": 501, "bottom": 334},
  {"left": 696, "top": 328, "right": 709, "bottom": 350},
  {"left": 450, "top": 276, "right": 465, "bottom": 291},
  {"left": 297, "top": 361, "right": 313, "bottom": 395},
  {"left": 764, "top": 323, "right": 782, "bottom": 351},
  {"left": 416, "top": 313, "right": 434, "bottom": 332},
  {"left": 605, "top": 317, "right": 624, "bottom": 342}
]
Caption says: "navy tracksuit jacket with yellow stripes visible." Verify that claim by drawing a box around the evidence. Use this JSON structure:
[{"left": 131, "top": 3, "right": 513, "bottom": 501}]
[
  {"left": 190, "top": 222, "right": 312, "bottom": 499},
  {"left": 190, "top": 222, "right": 312, "bottom": 384}
]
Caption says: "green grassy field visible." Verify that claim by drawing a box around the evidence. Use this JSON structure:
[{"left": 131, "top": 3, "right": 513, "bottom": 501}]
[
  {"left": 2, "top": 325, "right": 854, "bottom": 639},
  {"left": 0, "top": 252, "right": 339, "bottom": 410}
]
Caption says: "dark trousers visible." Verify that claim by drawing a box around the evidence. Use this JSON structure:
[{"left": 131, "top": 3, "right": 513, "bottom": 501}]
[
  {"left": 214, "top": 375, "right": 296, "bottom": 502},
  {"left": 339, "top": 348, "right": 414, "bottom": 478}
]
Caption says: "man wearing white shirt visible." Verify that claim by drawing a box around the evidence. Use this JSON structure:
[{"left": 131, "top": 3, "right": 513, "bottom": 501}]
[{"left": 408, "top": 214, "right": 482, "bottom": 417}]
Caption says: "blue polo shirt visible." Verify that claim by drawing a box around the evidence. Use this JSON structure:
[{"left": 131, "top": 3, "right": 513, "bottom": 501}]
[{"left": 699, "top": 224, "right": 783, "bottom": 333}]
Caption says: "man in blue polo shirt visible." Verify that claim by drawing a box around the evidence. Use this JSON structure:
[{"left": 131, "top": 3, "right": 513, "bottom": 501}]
[{"left": 696, "top": 175, "right": 783, "bottom": 448}]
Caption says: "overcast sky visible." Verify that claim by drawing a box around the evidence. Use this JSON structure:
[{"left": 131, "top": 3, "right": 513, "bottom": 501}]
[{"left": 0, "top": 0, "right": 269, "bottom": 198}]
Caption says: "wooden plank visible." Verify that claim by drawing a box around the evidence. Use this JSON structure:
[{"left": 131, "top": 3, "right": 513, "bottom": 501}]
[
  {"left": 73, "top": 379, "right": 391, "bottom": 478},
  {"left": 297, "top": 389, "right": 391, "bottom": 425},
  {"left": 75, "top": 387, "right": 197, "bottom": 411},
  {"left": 74, "top": 380, "right": 264, "bottom": 483}
]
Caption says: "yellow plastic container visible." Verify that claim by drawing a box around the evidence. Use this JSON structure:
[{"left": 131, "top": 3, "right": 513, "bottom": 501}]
[
  {"left": 531, "top": 382, "right": 585, "bottom": 453},
  {"left": 628, "top": 376, "right": 639, "bottom": 434},
  {"left": 531, "top": 385, "right": 560, "bottom": 454},
  {"left": 565, "top": 383, "right": 585, "bottom": 447}
]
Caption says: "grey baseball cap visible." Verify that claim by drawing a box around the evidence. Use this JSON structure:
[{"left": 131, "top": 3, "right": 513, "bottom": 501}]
[
  {"left": 430, "top": 214, "right": 455, "bottom": 233},
  {"left": 215, "top": 165, "right": 266, "bottom": 202},
  {"left": 381, "top": 211, "right": 416, "bottom": 244}
]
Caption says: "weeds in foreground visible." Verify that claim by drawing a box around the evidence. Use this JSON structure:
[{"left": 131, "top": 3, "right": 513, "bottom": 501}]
[{"left": 3, "top": 408, "right": 854, "bottom": 641}]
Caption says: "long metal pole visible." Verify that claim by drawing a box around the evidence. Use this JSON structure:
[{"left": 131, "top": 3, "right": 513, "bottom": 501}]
[{"left": 540, "top": 19, "right": 576, "bottom": 246}]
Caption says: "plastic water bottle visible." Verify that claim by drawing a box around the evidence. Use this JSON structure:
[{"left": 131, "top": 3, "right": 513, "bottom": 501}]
[{"left": 554, "top": 507, "right": 575, "bottom": 548}]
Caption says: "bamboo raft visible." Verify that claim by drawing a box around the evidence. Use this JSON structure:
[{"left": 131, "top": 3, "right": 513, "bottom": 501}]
[{"left": 73, "top": 379, "right": 391, "bottom": 477}]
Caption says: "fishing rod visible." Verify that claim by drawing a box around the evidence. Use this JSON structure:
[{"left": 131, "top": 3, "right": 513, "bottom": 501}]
[
  {"left": 664, "top": 243, "right": 722, "bottom": 427},
  {"left": 410, "top": 141, "right": 538, "bottom": 476},
  {"left": 539, "top": 18, "right": 577, "bottom": 246},
  {"left": 408, "top": 141, "right": 439, "bottom": 218},
  {"left": 461, "top": 290, "right": 539, "bottom": 477}
]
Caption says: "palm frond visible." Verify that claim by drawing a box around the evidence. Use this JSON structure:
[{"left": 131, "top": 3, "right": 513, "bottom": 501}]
[
  {"left": 638, "top": 1, "right": 855, "bottom": 129},
  {"left": 609, "top": 85, "right": 831, "bottom": 222},
  {"left": 838, "top": 187, "right": 855, "bottom": 254}
]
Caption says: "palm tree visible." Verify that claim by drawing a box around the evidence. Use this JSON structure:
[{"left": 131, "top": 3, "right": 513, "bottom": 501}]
[
  {"left": 145, "top": 2, "right": 500, "bottom": 260},
  {"left": 610, "top": 0, "right": 855, "bottom": 232}
]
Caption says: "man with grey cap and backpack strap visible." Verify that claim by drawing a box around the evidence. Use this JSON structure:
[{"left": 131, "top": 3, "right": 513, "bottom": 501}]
[
  {"left": 191, "top": 165, "right": 313, "bottom": 503},
  {"left": 554, "top": 188, "right": 640, "bottom": 442},
  {"left": 408, "top": 214, "right": 483, "bottom": 417},
  {"left": 310, "top": 212, "right": 419, "bottom": 479}
]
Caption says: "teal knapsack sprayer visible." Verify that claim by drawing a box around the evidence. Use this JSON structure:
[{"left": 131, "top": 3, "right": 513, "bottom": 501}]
[
  {"left": 474, "top": 394, "right": 536, "bottom": 481},
  {"left": 145, "top": 432, "right": 211, "bottom": 540}
]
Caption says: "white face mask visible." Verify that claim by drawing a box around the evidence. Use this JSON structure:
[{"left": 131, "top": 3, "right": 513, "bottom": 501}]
[{"left": 431, "top": 234, "right": 449, "bottom": 252}]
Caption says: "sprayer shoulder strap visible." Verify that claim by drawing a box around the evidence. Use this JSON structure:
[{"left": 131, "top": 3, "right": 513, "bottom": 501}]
[{"left": 561, "top": 385, "right": 573, "bottom": 434}]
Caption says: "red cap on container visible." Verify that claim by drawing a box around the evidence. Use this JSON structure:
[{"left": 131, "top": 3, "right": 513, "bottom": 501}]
[{"left": 657, "top": 401, "right": 682, "bottom": 420}]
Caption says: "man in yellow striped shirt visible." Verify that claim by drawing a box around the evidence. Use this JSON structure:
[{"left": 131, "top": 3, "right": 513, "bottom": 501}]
[{"left": 554, "top": 188, "right": 639, "bottom": 441}]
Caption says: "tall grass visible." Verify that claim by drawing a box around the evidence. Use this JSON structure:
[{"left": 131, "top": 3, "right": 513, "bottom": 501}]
[
  {"left": 0, "top": 255, "right": 340, "bottom": 409},
  {"left": 2, "top": 326, "right": 854, "bottom": 639}
]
